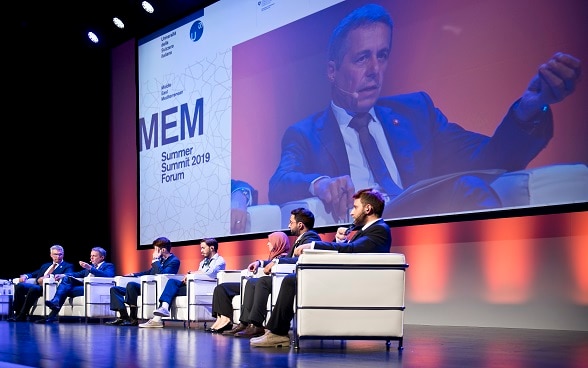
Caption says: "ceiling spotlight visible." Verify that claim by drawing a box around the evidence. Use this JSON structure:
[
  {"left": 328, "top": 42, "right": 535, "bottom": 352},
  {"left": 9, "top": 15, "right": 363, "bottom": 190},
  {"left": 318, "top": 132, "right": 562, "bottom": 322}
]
[
  {"left": 141, "top": 1, "right": 155, "bottom": 14},
  {"left": 88, "top": 31, "right": 99, "bottom": 44},
  {"left": 113, "top": 17, "right": 125, "bottom": 29}
]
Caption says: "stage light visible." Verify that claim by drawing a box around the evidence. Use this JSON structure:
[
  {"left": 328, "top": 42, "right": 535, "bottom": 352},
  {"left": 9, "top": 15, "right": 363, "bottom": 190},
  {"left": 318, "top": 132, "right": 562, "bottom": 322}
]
[
  {"left": 113, "top": 17, "right": 125, "bottom": 29},
  {"left": 141, "top": 1, "right": 155, "bottom": 14},
  {"left": 88, "top": 31, "right": 99, "bottom": 44}
]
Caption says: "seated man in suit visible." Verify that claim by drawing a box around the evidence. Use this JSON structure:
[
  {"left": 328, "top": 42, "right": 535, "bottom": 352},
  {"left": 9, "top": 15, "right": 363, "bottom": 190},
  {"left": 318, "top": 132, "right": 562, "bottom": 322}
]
[
  {"left": 8, "top": 244, "right": 74, "bottom": 322},
  {"left": 106, "top": 236, "right": 180, "bottom": 326},
  {"left": 35, "top": 246, "right": 116, "bottom": 323},
  {"left": 268, "top": 3, "right": 582, "bottom": 222},
  {"left": 223, "top": 209, "right": 321, "bottom": 338},
  {"left": 251, "top": 188, "right": 392, "bottom": 347},
  {"left": 139, "top": 238, "right": 226, "bottom": 328}
]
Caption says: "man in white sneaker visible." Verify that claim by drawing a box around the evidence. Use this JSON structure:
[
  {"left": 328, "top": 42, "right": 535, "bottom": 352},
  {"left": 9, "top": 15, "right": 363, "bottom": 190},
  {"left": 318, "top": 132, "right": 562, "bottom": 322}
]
[{"left": 139, "top": 238, "right": 226, "bottom": 328}]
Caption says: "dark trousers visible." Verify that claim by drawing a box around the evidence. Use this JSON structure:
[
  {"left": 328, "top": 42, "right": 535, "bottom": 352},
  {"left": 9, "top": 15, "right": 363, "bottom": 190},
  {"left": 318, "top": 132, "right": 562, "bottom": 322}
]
[
  {"left": 110, "top": 282, "right": 141, "bottom": 319},
  {"left": 12, "top": 282, "right": 42, "bottom": 317},
  {"left": 158, "top": 279, "right": 186, "bottom": 305},
  {"left": 211, "top": 282, "right": 240, "bottom": 321},
  {"left": 48, "top": 277, "right": 84, "bottom": 317},
  {"left": 240, "top": 276, "right": 272, "bottom": 326},
  {"left": 265, "top": 273, "right": 295, "bottom": 336}
]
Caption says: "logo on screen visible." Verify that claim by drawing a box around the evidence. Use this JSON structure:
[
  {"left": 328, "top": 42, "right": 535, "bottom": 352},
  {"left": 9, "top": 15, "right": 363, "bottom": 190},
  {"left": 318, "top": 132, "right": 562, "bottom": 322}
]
[{"left": 190, "top": 20, "right": 204, "bottom": 42}]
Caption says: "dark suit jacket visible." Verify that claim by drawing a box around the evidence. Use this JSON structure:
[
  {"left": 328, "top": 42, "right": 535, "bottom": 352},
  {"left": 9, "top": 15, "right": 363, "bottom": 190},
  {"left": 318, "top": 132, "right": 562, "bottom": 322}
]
[
  {"left": 67, "top": 262, "right": 116, "bottom": 279},
  {"left": 133, "top": 254, "right": 180, "bottom": 276},
  {"left": 25, "top": 261, "right": 75, "bottom": 282},
  {"left": 269, "top": 230, "right": 322, "bottom": 266},
  {"left": 313, "top": 218, "right": 391, "bottom": 253},
  {"left": 268, "top": 92, "right": 552, "bottom": 205}
]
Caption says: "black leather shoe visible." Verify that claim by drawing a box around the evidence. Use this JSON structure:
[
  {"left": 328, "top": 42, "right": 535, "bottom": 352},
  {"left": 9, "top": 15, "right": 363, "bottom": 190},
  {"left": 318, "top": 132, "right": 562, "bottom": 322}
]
[
  {"left": 105, "top": 318, "right": 126, "bottom": 326},
  {"left": 35, "top": 316, "right": 58, "bottom": 324},
  {"left": 8, "top": 315, "right": 27, "bottom": 322},
  {"left": 211, "top": 322, "right": 234, "bottom": 334},
  {"left": 234, "top": 324, "right": 265, "bottom": 338},
  {"left": 120, "top": 319, "right": 139, "bottom": 326},
  {"left": 223, "top": 322, "right": 247, "bottom": 335},
  {"left": 45, "top": 299, "right": 59, "bottom": 312}
]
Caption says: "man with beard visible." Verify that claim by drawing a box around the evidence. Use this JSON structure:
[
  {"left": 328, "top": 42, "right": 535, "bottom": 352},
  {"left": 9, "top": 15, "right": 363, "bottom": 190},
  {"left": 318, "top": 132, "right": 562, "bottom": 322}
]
[
  {"left": 219, "top": 207, "right": 322, "bottom": 337},
  {"left": 251, "top": 188, "right": 391, "bottom": 347}
]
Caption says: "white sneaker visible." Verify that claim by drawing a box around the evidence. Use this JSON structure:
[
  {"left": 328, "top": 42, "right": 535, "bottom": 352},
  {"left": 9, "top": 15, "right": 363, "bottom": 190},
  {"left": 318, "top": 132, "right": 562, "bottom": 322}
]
[
  {"left": 153, "top": 307, "right": 170, "bottom": 317},
  {"left": 250, "top": 331, "right": 290, "bottom": 347},
  {"left": 139, "top": 319, "right": 163, "bottom": 328}
]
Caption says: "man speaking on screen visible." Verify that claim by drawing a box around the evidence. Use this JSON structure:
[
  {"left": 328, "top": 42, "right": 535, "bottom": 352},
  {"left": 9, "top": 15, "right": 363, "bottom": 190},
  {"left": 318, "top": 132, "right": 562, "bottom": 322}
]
[{"left": 268, "top": 3, "right": 582, "bottom": 221}]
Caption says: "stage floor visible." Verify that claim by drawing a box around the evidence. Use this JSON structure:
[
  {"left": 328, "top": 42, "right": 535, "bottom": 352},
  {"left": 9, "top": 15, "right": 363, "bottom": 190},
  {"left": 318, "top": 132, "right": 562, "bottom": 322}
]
[{"left": 1, "top": 320, "right": 587, "bottom": 368}]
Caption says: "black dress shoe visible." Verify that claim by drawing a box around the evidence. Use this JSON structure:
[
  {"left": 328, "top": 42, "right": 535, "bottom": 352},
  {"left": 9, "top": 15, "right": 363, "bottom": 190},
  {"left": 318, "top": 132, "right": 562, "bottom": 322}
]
[
  {"left": 45, "top": 299, "right": 59, "bottom": 312},
  {"left": 120, "top": 319, "right": 139, "bottom": 326},
  {"left": 8, "top": 315, "right": 27, "bottom": 322},
  {"left": 223, "top": 322, "right": 247, "bottom": 335},
  {"left": 211, "top": 322, "right": 233, "bottom": 334},
  {"left": 234, "top": 324, "right": 265, "bottom": 338},
  {"left": 35, "top": 316, "right": 58, "bottom": 324},
  {"left": 105, "top": 318, "right": 126, "bottom": 326}
]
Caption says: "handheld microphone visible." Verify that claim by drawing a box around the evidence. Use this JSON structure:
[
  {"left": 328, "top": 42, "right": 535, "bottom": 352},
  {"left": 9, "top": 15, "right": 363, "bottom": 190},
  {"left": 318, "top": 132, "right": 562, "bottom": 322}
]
[
  {"left": 335, "top": 84, "right": 359, "bottom": 100},
  {"left": 344, "top": 223, "right": 356, "bottom": 235}
]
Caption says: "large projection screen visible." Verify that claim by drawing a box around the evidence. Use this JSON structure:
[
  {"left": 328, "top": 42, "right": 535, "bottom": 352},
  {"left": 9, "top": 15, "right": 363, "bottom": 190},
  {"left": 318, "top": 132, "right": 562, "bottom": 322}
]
[{"left": 137, "top": 0, "right": 587, "bottom": 247}]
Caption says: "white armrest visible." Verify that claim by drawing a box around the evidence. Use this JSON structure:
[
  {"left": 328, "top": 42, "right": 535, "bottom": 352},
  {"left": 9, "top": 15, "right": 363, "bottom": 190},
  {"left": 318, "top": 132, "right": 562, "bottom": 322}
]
[
  {"left": 114, "top": 276, "right": 139, "bottom": 287},
  {"left": 298, "top": 252, "right": 406, "bottom": 265},
  {"left": 217, "top": 270, "right": 242, "bottom": 284},
  {"left": 83, "top": 277, "right": 115, "bottom": 285},
  {"left": 185, "top": 274, "right": 215, "bottom": 282},
  {"left": 139, "top": 275, "right": 157, "bottom": 282},
  {"left": 247, "top": 204, "right": 282, "bottom": 232},
  {"left": 271, "top": 264, "right": 296, "bottom": 274},
  {"left": 490, "top": 163, "right": 588, "bottom": 207}
]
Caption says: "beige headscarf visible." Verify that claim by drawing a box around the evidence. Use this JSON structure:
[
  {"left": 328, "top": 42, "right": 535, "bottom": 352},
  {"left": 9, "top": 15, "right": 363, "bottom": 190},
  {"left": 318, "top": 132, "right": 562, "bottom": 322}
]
[{"left": 267, "top": 232, "right": 291, "bottom": 260}]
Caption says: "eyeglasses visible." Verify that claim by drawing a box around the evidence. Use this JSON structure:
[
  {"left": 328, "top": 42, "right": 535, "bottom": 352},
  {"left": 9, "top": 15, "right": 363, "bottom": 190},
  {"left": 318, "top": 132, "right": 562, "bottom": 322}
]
[{"left": 51, "top": 253, "right": 64, "bottom": 256}]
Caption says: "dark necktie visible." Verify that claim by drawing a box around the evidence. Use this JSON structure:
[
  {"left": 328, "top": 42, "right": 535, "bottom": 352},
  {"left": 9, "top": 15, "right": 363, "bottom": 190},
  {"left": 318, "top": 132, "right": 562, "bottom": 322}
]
[
  {"left": 349, "top": 113, "right": 402, "bottom": 198},
  {"left": 203, "top": 258, "right": 211, "bottom": 267},
  {"left": 289, "top": 239, "right": 301, "bottom": 257},
  {"left": 45, "top": 263, "right": 57, "bottom": 276}
]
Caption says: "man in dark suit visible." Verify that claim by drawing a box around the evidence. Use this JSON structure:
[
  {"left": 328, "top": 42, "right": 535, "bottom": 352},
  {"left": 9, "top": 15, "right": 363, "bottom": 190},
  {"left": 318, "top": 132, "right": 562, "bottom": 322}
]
[
  {"left": 8, "top": 244, "right": 74, "bottom": 322},
  {"left": 106, "top": 236, "right": 180, "bottom": 326},
  {"left": 223, "top": 208, "right": 322, "bottom": 338},
  {"left": 35, "top": 246, "right": 116, "bottom": 323},
  {"left": 251, "top": 188, "right": 392, "bottom": 347},
  {"left": 268, "top": 3, "right": 582, "bottom": 222}
]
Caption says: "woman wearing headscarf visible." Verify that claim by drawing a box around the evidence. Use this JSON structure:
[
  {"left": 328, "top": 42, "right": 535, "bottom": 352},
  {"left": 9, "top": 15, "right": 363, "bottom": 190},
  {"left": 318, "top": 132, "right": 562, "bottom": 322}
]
[{"left": 207, "top": 232, "right": 291, "bottom": 333}]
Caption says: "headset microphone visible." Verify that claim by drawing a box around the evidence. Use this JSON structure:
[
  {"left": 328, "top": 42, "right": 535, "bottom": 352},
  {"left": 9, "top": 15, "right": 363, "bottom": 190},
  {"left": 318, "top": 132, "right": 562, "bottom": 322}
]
[{"left": 335, "top": 84, "right": 359, "bottom": 100}]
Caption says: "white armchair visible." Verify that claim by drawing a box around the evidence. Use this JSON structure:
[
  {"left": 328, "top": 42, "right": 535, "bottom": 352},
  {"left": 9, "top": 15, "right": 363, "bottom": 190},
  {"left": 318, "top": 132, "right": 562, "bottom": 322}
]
[
  {"left": 173, "top": 273, "right": 217, "bottom": 327},
  {"left": 63, "top": 277, "right": 116, "bottom": 320},
  {"left": 136, "top": 274, "right": 183, "bottom": 320},
  {"left": 113, "top": 275, "right": 140, "bottom": 318},
  {"left": 294, "top": 252, "right": 408, "bottom": 350},
  {"left": 1, "top": 279, "right": 14, "bottom": 318},
  {"left": 216, "top": 270, "right": 243, "bottom": 323},
  {"left": 239, "top": 263, "right": 297, "bottom": 324},
  {"left": 12, "top": 277, "right": 58, "bottom": 318}
]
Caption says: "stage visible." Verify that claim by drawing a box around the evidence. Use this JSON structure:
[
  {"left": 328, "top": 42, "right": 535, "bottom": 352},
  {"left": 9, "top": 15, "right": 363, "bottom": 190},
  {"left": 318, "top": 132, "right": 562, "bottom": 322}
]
[{"left": 1, "top": 320, "right": 586, "bottom": 367}]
